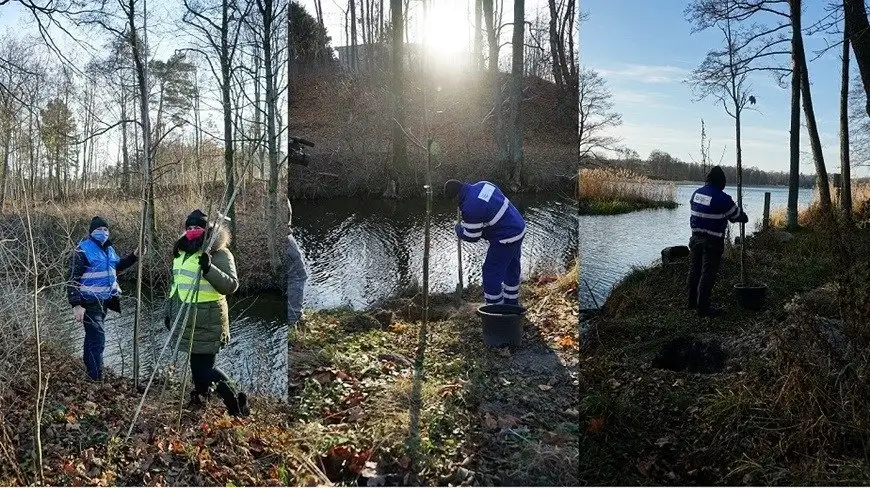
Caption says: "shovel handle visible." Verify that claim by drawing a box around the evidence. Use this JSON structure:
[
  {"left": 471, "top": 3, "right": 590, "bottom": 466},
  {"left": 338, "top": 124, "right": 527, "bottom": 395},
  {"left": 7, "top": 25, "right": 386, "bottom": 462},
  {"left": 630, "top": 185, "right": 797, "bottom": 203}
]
[{"left": 456, "top": 208, "right": 464, "bottom": 290}]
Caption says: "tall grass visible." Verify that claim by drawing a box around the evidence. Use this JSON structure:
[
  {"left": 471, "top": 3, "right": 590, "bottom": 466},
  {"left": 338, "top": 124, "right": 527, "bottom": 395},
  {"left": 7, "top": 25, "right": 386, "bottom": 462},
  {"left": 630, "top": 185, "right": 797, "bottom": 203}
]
[
  {"left": 769, "top": 181, "right": 870, "bottom": 228},
  {"left": 578, "top": 168, "right": 677, "bottom": 214}
]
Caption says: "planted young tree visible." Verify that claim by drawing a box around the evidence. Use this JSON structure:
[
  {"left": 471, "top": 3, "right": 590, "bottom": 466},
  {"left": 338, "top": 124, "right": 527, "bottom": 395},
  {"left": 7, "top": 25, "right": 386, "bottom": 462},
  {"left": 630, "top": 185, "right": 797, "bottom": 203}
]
[{"left": 687, "top": 8, "right": 755, "bottom": 284}]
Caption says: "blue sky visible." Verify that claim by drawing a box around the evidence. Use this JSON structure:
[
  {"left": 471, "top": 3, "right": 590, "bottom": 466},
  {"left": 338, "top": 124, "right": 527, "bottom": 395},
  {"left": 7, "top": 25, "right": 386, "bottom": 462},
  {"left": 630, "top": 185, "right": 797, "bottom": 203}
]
[{"left": 582, "top": 0, "right": 858, "bottom": 176}]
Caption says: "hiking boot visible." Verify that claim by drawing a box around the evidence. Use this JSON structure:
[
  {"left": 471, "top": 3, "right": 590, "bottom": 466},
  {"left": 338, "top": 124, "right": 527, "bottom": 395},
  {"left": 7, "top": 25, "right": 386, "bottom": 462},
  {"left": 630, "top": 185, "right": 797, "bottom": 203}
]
[
  {"left": 237, "top": 392, "right": 250, "bottom": 417},
  {"left": 186, "top": 391, "right": 206, "bottom": 410}
]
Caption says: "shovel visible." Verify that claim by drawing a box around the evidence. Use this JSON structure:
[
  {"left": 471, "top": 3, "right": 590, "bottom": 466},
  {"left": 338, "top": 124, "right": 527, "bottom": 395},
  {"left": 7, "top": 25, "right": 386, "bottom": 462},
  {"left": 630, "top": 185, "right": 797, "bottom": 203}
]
[{"left": 454, "top": 208, "right": 464, "bottom": 305}]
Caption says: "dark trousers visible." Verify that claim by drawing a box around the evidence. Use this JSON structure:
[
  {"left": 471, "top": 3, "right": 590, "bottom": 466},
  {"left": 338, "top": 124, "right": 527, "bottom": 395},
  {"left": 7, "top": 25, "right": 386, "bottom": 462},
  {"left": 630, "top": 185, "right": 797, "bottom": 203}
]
[
  {"left": 687, "top": 234, "right": 725, "bottom": 313},
  {"left": 82, "top": 302, "right": 107, "bottom": 380},
  {"left": 189, "top": 353, "right": 239, "bottom": 413}
]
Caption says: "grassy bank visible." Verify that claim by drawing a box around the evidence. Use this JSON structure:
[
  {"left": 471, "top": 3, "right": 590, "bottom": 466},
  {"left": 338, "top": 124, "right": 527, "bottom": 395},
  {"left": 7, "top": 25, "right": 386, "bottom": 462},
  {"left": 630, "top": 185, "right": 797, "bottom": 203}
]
[
  {"left": 0, "top": 273, "right": 579, "bottom": 486},
  {"left": 581, "top": 224, "right": 870, "bottom": 485},
  {"left": 578, "top": 168, "right": 678, "bottom": 216}
]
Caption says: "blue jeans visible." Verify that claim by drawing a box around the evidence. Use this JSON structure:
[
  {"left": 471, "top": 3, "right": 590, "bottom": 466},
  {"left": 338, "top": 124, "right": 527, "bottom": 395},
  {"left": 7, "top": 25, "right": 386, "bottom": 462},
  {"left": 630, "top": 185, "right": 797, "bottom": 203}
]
[
  {"left": 82, "top": 302, "right": 107, "bottom": 380},
  {"left": 482, "top": 240, "right": 523, "bottom": 306}
]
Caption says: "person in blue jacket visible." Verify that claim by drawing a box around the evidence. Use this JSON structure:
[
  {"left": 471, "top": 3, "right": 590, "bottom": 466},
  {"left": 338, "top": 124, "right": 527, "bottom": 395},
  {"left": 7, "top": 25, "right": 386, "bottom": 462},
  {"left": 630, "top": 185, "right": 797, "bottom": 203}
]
[
  {"left": 687, "top": 166, "right": 748, "bottom": 317},
  {"left": 67, "top": 216, "right": 142, "bottom": 380},
  {"left": 444, "top": 180, "right": 526, "bottom": 306}
]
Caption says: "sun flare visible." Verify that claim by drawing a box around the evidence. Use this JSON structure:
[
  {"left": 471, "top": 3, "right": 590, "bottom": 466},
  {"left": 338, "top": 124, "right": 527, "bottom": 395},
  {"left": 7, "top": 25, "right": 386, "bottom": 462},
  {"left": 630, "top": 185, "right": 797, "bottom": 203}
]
[{"left": 422, "top": 2, "right": 470, "bottom": 55}]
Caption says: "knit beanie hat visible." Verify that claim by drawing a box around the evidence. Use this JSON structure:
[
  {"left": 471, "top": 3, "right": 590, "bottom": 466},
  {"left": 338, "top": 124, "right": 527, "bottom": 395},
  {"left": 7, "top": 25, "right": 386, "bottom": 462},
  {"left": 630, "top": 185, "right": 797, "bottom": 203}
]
[
  {"left": 185, "top": 209, "right": 208, "bottom": 228},
  {"left": 89, "top": 216, "right": 109, "bottom": 233},
  {"left": 706, "top": 166, "right": 727, "bottom": 190}
]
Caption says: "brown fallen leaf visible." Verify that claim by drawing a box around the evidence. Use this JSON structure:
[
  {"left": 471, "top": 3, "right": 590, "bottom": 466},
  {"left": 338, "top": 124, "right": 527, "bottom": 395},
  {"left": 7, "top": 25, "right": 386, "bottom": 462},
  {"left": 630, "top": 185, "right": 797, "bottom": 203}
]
[
  {"left": 483, "top": 413, "right": 498, "bottom": 430},
  {"left": 497, "top": 414, "right": 520, "bottom": 429}
]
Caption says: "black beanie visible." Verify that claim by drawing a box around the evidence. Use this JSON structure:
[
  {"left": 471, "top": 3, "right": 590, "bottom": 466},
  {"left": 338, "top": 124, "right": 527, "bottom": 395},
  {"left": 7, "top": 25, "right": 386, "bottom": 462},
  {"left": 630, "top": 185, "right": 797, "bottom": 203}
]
[
  {"left": 185, "top": 209, "right": 208, "bottom": 228},
  {"left": 443, "top": 179, "right": 464, "bottom": 199},
  {"left": 706, "top": 166, "right": 726, "bottom": 190},
  {"left": 89, "top": 216, "right": 109, "bottom": 233}
]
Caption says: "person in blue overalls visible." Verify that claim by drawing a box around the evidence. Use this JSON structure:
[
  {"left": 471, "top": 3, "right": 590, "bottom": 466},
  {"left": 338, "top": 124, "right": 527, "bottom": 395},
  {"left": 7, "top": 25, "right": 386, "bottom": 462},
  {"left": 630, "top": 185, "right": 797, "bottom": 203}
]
[
  {"left": 444, "top": 180, "right": 526, "bottom": 306},
  {"left": 67, "top": 216, "right": 142, "bottom": 380},
  {"left": 687, "top": 166, "right": 748, "bottom": 317}
]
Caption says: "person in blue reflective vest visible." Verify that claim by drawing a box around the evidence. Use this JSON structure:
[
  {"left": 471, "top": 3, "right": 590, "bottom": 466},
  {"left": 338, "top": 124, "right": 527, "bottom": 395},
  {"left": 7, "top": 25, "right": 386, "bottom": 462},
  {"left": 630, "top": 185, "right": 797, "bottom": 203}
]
[
  {"left": 444, "top": 180, "right": 526, "bottom": 306},
  {"left": 67, "top": 216, "right": 142, "bottom": 380},
  {"left": 687, "top": 166, "right": 748, "bottom": 317}
]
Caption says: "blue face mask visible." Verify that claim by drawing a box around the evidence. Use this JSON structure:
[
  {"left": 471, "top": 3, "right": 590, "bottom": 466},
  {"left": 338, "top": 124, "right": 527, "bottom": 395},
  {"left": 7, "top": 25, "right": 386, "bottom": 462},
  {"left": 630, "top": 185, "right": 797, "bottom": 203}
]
[{"left": 91, "top": 229, "right": 109, "bottom": 244}]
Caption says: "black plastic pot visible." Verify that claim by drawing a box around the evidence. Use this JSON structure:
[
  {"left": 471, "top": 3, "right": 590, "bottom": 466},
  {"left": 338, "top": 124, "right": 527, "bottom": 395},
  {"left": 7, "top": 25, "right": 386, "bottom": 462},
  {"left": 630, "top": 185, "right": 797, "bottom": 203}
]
[
  {"left": 477, "top": 304, "right": 527, "bottom": 348},
  {"left": 734, "top": 283, "right": 768, "bottom": 311}
]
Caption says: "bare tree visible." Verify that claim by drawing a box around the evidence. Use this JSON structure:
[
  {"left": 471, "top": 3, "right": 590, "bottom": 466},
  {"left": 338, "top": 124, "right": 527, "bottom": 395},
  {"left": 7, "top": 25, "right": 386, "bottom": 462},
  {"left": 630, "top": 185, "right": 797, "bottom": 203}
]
[
  {"left": 248, "top": 0, "right": 285, "bottom": 271},
  {"left": 688, "top": 7, "right": 755, "bottom": 282},
  {"left": 841, "top": 24, "right": 852, "bottom": 218},
  {"left": 507, "top": 0, "right": 525, "bottom": 189},
  {"left": 482, "top": 0, "right": 507, "bottom": 162},
  {"left": 578, "top": 68, "right": 621, "bottom": 159},
  {"left": 390, "top": 0, "right": 408, "bottom": 192},
  {"left": 183, "top": 0, "right": 251, "bottom": 242}
]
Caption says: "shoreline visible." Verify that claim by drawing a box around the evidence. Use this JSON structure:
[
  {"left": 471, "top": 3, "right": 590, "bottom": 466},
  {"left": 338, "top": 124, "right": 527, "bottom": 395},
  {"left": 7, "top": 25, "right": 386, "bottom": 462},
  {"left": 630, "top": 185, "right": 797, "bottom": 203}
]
[
  {"left": 2, "top": 273, "right": 580, "bottom": 486},
  {"left": 581, "top": 226, "right": 870, "bottom": 485}
]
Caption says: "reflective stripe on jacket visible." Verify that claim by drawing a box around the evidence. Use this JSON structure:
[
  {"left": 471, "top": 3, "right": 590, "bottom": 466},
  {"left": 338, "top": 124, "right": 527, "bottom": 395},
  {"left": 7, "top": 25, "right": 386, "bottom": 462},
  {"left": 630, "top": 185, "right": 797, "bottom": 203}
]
[
  {"left": 456, "top": 181, "right": 526, "bottom": 244},
  {"left": 78, "top": 238, "right": 120, "bottom": 301},
  {"left": 170, "top": 251, "right": 222, "bottom": 303},
  {"left": 689, "top": 184, "right": 747, "bottom": 239}
]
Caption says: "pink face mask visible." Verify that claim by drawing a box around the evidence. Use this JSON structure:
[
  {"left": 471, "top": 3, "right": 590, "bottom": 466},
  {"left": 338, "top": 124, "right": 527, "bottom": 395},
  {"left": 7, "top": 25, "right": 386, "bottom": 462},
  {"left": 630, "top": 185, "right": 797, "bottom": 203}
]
[{"left": 185, "top": 227, "right": 205, "bottom": 240}]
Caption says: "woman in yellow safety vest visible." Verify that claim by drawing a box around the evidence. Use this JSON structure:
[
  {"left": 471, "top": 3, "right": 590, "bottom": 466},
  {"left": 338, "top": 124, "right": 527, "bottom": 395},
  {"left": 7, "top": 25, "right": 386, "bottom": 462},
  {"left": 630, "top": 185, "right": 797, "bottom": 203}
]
[{"left": 164, "top": 209, "right": 248, "bottom": 417}]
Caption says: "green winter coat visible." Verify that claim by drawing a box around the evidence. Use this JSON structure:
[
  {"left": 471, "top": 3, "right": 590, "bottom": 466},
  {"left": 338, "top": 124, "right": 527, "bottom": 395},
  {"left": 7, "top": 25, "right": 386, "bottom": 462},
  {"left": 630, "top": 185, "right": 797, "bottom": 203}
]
[{"left": 165, "top": 226, "right": 239, "bottom": 355}]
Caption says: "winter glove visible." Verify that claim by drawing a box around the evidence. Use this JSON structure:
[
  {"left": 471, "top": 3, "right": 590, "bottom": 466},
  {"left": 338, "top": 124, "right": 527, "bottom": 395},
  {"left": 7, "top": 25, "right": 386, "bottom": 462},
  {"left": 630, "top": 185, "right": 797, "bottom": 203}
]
[
  {"left": 198, "top": 252, "right": 211, "bottom": 273},
  {"left": 164, "top": 317, "right": 171, "bottom": 331},
  {"left": 737, "top": 212, "right": 749, "bottom": 224}
]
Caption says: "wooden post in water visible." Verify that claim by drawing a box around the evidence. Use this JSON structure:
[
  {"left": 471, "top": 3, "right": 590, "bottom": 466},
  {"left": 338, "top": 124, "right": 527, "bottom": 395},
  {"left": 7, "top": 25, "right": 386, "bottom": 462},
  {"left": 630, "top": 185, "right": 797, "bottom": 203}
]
[{"left": 763, "top": 191, "right": 771, "bottom": 230}]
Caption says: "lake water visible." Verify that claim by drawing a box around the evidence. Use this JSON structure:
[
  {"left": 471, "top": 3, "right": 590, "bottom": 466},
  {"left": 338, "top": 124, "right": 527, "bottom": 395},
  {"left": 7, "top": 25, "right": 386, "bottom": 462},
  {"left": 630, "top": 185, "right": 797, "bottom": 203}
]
[
  {"left": 579, "top": 185, "right": 815, "bottom": 310},
  {"left": 58, "top": 194, "right": 578, "bottom": 398}
]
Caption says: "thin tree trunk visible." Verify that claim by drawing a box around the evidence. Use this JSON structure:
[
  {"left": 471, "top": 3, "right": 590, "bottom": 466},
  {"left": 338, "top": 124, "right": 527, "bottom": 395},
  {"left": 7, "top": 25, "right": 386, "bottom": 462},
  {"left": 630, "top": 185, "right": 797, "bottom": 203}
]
[
  {"left": 474, "top": 0, "right": 483, "bottom": 70},
  {"left": 390, "top": 0, "right": 408, "bottom": 189},
  {"left": 221, "top": 0, "right": 237, "bottom": 241},
  {"left": 787, "top": 0, "right": 801, "bottom": 230},
  {"left": 547, "top": 0, "right": 563, "bottom": 86},
  {"left": 0, "top": 128, "right": 9, "bottom": 213},
  {"left": 262, "top": 0, "right": 281, "bottom": 271},
  {"left": 350, "top": 0, "right": 358, "bottom": 71},
  {"left": 844, "top": 0, "right": 870, "bottom": 117},
  {"left": 793, "top": 4, "right": 832, "bottom": 213},
  {"left": 483, "top": 0, "right": 506, "bottom": 162},
  {"left": 841, "top": 30, "right": 852, "bottom": 219},
  {"left": 508, "top": 0, "right": 525, "bottom": 187}
]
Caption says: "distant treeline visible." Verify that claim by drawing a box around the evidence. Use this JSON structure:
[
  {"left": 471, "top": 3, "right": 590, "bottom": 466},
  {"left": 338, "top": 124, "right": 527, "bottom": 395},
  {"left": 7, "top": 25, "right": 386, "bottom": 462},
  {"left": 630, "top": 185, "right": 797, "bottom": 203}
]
[{"left": 592, "top": 150, "right": 818, "bottom": 187}]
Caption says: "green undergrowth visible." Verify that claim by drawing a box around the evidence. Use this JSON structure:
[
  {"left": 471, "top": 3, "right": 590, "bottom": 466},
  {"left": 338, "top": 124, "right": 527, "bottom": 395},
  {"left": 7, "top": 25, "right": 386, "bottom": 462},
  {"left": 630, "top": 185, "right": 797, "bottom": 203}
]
[{"left": 581, "top": 228, "right": 870, "bottom": 485}]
